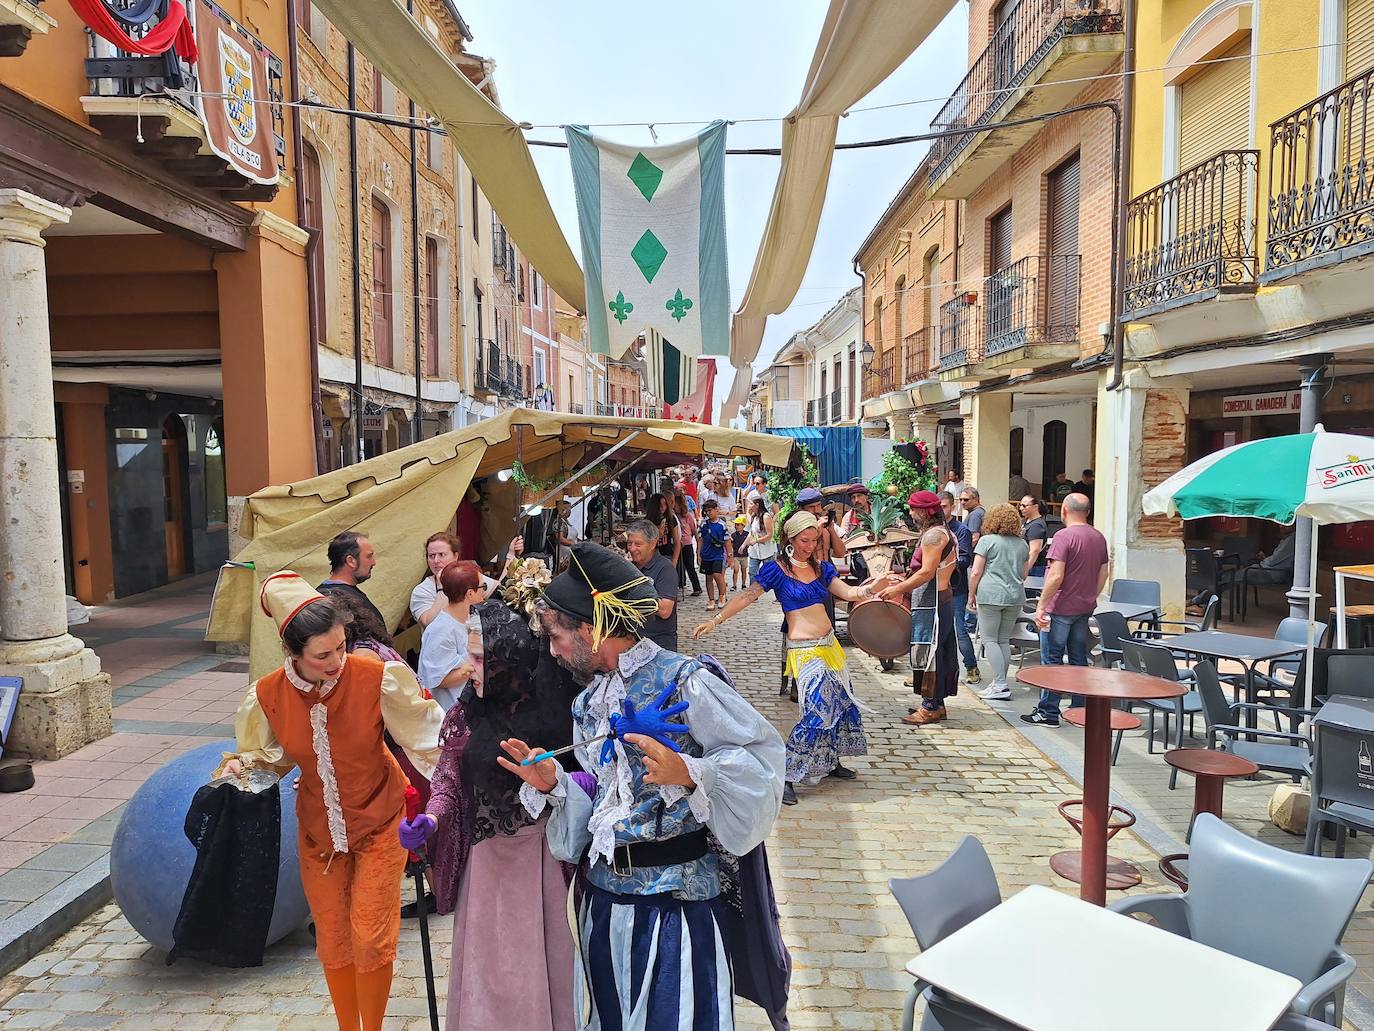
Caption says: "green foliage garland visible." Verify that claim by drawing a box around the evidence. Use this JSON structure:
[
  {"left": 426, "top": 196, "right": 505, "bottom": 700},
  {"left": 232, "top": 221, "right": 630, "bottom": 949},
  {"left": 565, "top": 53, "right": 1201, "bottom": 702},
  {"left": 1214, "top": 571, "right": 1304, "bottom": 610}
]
[
  {"left": 770, "top": 445, "right": 821, "bottom": 542},
  {"left": 868, "top": 440, "right": 936, "bottom": 502}
]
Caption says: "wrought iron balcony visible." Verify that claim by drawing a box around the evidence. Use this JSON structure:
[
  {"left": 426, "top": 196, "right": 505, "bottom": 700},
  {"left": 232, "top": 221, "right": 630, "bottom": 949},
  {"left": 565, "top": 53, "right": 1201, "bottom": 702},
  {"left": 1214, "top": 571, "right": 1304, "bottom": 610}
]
[
  {"left": 927, "top": 0, "right": 1122, "bottom": 192},
  {"left": 938, "top": 296, "right": 980, "bottom": 373},
  {"left": 82, "top": 2, "right": 284, "bottom": 200},
  {"left": 1123, "top": 150, "right": 1258, "bottom": 320},
  {"left": 805, "top": 399, "right": 816, "bottom": 426},
  {"left": 983, "top": 254, "right": 1081, "bottom": 356},
  {"left": 1267, "top": 67, "right": 1374, "bottom": 279},
  {"left": 570, "top": 402, "right": 585, "bottom": 415},
  {"left": 903, "top": 328, "right": 932, "bottom": 385},
  {"left": 863, "top": 346, "right": 897, "bottom": 399},
  {"left": 830, "top": 389, "right": 842, "bottom": 422}
]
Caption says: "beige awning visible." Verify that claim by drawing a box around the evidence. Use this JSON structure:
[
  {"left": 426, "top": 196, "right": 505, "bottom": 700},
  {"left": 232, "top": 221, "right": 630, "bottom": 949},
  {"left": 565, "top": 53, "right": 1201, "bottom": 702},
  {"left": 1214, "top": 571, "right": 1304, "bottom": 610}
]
[
  {"left": 207, "top": 408, "right": 795, "bottom": 676},
  {"left": 723, "top": 0, "right": 957, "bottom": 418},
  {"left": 310, "top": 0, "right": 585, "bottom": 310}
]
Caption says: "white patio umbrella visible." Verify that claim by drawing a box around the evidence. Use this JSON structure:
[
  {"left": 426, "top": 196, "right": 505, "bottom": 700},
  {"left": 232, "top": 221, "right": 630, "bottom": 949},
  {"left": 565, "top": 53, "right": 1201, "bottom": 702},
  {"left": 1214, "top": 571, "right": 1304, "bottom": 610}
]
[{"left": 1142, "top": 424, "right": 1374, "bottom": 707}]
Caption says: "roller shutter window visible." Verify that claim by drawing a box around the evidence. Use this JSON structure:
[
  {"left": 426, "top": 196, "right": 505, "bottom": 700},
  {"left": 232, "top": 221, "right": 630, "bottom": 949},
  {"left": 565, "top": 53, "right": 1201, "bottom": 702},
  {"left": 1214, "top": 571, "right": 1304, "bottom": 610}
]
[
  {"left": 1346, "top": 0, "right": 1374, "bottom": 80},
  {"left": 1177, "top": 40, "right": 1252, "bottom": 255},
  {"left": 1046, "top": 155, "right": 1081, "bottom": 338},
  {"left": 1177, "top": 39, "right": 1251, "bottom": 173},
  {"left": 986, "top": 206, "right": 1015, "bottom": 348},
  {"left": 371, "top": 199, "right": 393, "bottom": 368}
]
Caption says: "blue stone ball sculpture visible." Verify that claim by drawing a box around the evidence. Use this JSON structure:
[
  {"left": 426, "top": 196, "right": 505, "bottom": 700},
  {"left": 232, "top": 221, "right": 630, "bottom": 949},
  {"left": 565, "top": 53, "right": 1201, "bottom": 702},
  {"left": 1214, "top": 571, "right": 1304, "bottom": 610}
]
[{"left": 111, "top": 739, "right": 309, "bottom": 956}]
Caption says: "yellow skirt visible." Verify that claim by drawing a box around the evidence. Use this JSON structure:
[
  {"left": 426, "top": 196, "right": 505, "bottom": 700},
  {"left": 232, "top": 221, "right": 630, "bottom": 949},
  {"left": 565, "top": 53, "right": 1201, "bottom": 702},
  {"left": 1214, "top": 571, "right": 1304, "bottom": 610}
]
[{"left": 784, "top": 633, "right": 847, "bottom": 681}]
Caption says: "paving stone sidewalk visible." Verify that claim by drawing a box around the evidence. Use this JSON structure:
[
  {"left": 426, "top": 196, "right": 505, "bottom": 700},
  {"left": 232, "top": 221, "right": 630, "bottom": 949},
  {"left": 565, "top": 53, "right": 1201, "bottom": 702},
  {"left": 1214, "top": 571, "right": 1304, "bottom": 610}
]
[{"left": 0, "top": 584, "right": 1178, "bottom": 1030}]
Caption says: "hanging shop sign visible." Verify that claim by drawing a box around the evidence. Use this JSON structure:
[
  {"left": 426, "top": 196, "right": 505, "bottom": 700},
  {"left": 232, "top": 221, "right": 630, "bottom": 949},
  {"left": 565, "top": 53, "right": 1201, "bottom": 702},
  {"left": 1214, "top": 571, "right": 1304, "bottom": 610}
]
[
  {"left": 361, "top": 415, "right": 385, "bottom": 433},
  {"left": 193, "top": 0, "right": 280, "bottom": 185},
  {"left": 1221, "top": 390, "right": 1302, "bottom": 418}
]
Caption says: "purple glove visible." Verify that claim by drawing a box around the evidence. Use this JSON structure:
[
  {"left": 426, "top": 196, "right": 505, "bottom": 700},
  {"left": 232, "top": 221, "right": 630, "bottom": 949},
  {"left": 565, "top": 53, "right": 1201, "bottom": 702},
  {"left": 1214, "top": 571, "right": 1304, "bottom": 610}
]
[{"left": 398, "top": 813, "right": 436, "bottom": 851}]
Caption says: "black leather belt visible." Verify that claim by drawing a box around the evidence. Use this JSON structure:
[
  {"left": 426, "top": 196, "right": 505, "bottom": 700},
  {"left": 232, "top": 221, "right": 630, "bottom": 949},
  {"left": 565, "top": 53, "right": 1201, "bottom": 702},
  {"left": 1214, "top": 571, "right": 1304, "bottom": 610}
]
[{"left": 611, "top": 828, "right": 710, "bottom": 875}]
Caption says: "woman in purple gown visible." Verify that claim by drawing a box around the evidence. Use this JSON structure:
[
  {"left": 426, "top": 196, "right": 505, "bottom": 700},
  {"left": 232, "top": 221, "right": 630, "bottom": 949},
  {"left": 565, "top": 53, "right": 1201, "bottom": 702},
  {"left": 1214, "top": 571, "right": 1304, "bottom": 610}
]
[{"left": 399, "top": 600, "right": 579, "bottom": 1030}]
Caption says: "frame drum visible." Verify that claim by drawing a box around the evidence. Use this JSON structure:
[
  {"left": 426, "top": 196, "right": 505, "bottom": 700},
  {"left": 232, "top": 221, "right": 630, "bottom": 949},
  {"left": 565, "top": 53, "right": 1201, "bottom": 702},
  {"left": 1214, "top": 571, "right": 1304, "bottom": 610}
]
[{"left": 847, "top": 594, "right": 912, "bottom": 660}]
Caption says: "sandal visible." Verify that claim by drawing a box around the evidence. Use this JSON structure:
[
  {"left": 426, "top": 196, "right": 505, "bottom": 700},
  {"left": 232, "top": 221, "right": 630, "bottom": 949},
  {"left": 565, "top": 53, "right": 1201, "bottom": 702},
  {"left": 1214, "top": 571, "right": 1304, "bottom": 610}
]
[{"left": 706, "top": 601, "right": 716, "bottom": 611}]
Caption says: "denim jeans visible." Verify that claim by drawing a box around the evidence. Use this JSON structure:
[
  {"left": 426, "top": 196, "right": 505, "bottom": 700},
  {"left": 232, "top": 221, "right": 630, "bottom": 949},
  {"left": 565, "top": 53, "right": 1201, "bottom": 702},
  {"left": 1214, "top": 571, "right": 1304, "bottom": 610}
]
[
  {"left": 952, "top": 592, "right": 979, "bottom": 671},
  {"left": 1035, "top": 612, "right": 1092, "bottom": 718}
]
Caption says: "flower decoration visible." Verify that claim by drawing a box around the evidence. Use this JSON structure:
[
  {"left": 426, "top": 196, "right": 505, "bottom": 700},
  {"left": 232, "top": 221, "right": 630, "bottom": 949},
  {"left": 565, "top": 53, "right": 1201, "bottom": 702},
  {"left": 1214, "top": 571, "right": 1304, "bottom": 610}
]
[{"left": 500, "top": 557, "right": 553, "bottom": 630}]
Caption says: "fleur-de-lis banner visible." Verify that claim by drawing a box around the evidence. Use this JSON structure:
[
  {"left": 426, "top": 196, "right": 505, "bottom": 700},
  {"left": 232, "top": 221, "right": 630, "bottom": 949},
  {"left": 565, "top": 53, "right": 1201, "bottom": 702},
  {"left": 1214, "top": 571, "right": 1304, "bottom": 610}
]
[{"left": 566, "top": 121, "right": 729, "bottom": 358}]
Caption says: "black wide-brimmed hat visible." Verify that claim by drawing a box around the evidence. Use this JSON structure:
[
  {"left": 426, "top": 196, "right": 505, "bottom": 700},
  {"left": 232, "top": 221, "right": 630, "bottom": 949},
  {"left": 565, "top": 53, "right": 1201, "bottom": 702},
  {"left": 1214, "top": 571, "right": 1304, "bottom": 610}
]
[{"left": 543, "top": 541, "right": 660, "bottom": 645}]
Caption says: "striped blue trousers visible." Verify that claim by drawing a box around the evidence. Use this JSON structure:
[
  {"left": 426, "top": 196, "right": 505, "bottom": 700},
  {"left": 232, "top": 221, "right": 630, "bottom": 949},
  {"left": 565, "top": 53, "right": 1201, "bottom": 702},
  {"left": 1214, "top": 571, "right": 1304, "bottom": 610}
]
[{"left": 576, "top": 882, "right": 734, "bottom": 1031}]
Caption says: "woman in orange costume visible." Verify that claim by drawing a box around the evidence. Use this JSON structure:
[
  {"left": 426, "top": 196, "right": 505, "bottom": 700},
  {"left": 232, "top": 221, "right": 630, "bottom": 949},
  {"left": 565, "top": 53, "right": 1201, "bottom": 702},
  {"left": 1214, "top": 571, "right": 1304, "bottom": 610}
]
[{"left": 218, "top": 571, "right": 442, "bottom": 1031}]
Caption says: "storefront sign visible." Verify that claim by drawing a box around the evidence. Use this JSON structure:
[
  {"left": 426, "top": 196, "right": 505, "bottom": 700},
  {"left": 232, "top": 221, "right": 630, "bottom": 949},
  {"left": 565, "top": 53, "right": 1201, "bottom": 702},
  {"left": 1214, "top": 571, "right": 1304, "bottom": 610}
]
[
  {"left": 361, "top": 415, "right": 385, "bottom": 433},
  {"left": 193, "top": 0, "right": 280, "bottom": 185},
  {"left": 1221, "top": 390, "right": 1302, "bottom": 417}
]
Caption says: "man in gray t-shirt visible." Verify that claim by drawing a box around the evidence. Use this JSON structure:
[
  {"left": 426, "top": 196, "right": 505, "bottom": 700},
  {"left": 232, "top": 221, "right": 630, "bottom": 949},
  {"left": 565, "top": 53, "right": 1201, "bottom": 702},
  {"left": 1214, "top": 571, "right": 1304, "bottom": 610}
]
[{"left": 625, "top": 519, "right": 678, "bottom": 651}]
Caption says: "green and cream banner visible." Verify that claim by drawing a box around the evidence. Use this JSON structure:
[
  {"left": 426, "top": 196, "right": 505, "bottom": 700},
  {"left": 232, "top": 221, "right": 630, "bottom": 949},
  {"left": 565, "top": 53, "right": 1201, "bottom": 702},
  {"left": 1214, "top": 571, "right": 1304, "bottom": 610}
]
[{"left": 566, "top": 121, "right": 729, "bottom": 359}]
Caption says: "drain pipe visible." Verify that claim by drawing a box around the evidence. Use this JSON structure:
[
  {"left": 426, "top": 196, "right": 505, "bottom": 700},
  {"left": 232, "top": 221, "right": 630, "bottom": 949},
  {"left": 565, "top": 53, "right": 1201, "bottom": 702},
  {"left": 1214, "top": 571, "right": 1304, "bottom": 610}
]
[
  {"left": 1107, "top": 0, "right": 1137, "bottom": 391},
  {"left": 347, "top": 43, "right": 363, "bottom": 464},
  {"left": 286, "top": 0, "right": 326, "bottom": 474},
  {"left": 407, "top": 0, "right": 422, "bottom": 444}
]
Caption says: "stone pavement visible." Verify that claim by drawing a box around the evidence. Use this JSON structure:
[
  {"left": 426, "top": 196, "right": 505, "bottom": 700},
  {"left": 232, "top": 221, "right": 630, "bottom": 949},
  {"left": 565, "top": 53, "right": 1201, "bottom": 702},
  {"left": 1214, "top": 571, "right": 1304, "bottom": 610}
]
[{"left": 0, "top": 580, "right": 1179, "bottom": 1030}]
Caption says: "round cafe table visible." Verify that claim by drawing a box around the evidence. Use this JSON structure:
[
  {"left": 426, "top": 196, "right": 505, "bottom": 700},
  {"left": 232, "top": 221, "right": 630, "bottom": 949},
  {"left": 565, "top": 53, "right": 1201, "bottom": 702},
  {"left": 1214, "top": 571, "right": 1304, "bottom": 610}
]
[{"left": 1017, "top": 666, "right": 1186, "bottom": 906}]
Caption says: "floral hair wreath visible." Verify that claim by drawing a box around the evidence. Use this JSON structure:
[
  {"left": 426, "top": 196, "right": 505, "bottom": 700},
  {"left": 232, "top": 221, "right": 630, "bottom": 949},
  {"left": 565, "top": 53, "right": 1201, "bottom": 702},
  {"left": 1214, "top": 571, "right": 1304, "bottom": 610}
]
[{"left": 499, "top": 557, "right": 554, "bottom": 631}]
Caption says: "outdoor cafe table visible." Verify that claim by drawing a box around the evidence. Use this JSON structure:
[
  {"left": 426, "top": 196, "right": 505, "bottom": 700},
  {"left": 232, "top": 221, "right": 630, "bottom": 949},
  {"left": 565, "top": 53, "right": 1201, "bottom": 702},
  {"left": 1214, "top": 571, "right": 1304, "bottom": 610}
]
[
  {"left": 1016, "top": 666, "right": 1185, "bottom": 906},
  {"left": 1157, "top": 631, "right": 1305, "bottom": 725},
  {"left": 906, "top": 885, "right": 1301, "bottom": 1031}
]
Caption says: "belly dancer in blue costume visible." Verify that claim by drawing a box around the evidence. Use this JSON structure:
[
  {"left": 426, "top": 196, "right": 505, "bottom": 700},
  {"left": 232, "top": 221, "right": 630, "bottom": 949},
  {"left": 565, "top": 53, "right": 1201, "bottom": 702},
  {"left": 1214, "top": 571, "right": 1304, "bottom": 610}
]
[
  {"left": 694, "top": 509, "right": 878, "bottom": 806},
  {"left": 499, "top": 542, "right": 785, "bottom": 1031}
]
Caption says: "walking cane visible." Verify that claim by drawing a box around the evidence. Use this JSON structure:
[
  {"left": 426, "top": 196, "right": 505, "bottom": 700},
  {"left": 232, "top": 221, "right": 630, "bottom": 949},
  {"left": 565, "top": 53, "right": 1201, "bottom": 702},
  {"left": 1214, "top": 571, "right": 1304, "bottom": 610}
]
[{"left": 404, "top": 786, "right": 440, "bottom": 1031}]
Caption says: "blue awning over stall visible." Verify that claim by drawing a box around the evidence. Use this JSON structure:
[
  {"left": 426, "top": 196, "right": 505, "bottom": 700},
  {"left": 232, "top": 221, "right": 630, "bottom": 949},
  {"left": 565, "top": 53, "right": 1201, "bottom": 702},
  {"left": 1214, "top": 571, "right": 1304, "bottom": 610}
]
[{"left": 766, "top": 425, "right": 862, "bottom": 486}]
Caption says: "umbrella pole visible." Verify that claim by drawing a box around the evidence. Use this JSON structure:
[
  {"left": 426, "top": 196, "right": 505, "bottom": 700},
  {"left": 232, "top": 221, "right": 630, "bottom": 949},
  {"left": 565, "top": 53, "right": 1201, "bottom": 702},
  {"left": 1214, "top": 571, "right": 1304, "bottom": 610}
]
[{"left": 1305, "top": 523, "right": 1318, "bottom": 710}]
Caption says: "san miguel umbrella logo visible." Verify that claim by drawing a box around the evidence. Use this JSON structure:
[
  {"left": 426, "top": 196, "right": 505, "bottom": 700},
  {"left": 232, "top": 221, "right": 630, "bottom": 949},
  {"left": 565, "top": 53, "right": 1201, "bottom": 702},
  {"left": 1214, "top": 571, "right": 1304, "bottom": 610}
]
[
  {"left": 1320, "top": 454, "right": 1374, "bottom": 488},
  {"left": 220, "top": 31, "right": 258, "bottom": 149}
]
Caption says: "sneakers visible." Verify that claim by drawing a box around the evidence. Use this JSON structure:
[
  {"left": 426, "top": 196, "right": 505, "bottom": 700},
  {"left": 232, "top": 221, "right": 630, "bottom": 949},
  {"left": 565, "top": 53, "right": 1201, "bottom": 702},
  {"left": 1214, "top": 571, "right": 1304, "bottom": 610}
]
[
  {"left": 1019, "top": 710, "right": 1061, "bottom": 727},
  {"left": 964, "top": 666, "right": 982, "bottom": 685},
  {"left": 978, "top": 682, "right": 1011, "bottom": 701}
]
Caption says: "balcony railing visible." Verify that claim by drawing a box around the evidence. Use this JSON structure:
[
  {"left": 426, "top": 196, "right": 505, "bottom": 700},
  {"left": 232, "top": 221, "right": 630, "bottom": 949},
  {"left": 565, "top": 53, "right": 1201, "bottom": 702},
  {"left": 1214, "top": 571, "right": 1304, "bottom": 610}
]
[
  {"left": 939, "top": 296, "right": 980, "bottom": 371},
  {"left": 1267, "top": 66, "right": 1374, "bottom": 277},
  {"left": 903, "top": 328, "right": 932, "bottom": 385},
  {"left": 805, "top": 399, "right": 816, "bottom": 426},
  {"left": 570, "top": 402, "right": 585, "bottom": 415},
  {"left": 983, "top": 254, "right": 1082, "bottom": 356},
  {"left": 830, "top": 389, "right": 842, "bottom": 422},
  {"left": 928, "top": 0, "right": 1122, "bottom": 183},
  {"left": 863, "top": 346, "right": 897, "bottom": 398},
  {"left": 85, "top": 2, "right": 285, "bottom": 166},
  {"left": 595, "top": 402, "right": 660, "bottom": 419},
  {"left": 1123, "top": 150, "right": 1258, "bottom": 319}
]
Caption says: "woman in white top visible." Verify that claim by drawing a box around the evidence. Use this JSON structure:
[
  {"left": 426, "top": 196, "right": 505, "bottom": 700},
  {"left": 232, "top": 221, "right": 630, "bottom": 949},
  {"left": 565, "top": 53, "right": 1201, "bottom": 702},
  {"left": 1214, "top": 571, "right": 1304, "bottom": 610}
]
[
  {"left": 745, "top": 495, "right": 778, "bottom": 580},
  {"left": 418, "top": 560, "right": 486, "bottom": 711},
  {"left": 410, "top": 532, "right": 523, "bottom": 629}
]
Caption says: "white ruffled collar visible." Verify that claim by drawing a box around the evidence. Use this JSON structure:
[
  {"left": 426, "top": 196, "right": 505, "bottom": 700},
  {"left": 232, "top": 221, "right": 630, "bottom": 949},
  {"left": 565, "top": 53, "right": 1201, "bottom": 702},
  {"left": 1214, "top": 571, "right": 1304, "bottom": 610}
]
[{"left": 284, "top": 653, "right": 346, "bottom": 698}]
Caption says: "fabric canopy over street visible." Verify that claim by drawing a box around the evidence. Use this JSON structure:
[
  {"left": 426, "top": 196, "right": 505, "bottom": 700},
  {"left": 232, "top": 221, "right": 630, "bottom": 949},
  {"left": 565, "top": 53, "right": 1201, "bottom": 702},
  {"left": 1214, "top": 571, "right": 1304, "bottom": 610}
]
[
  {"left": 206, "top": 408, "right": 796, "bottom": 677},
  {"left": 722, "top": 0, "right": 958, "bottom": 419},
  {"left": 309, "top": 0, "right": 585, "bottom": 310}
]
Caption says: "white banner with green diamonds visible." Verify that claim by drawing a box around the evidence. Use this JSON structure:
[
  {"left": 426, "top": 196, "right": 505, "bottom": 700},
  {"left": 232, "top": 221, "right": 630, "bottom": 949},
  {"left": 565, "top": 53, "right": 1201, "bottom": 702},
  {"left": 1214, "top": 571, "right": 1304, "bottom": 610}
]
[{"left": 566, "top": 121, "right": 729, "bottom": 359}]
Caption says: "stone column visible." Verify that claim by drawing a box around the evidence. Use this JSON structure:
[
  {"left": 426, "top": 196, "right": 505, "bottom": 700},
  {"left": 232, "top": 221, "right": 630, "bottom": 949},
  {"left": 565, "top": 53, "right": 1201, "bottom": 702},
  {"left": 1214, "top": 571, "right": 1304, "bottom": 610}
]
[
  {"left": 0, "top": 189, "right": 109, "bottom": 758},
  {"left": 1288, "top": 354, "right": 1331, "bottom": 620},
  {"left": 965, "top": 391, "right": 1012, "bottom": 504},
  {"left": 1095, "top": 367, "right": 1190, "bottom": 619},
  {"left": 911, "top": 411, "right": 940, "bottom": 448},
  {"left": 886, "top": 411, "right": 912, "bottom": 441}
]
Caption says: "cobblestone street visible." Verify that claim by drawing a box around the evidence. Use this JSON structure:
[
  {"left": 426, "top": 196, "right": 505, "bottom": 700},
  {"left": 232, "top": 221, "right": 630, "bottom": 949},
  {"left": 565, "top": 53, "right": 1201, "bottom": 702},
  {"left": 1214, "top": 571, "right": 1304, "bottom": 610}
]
[{"left": 0, "top": 586, "right": 1167, "bottom": 1030}]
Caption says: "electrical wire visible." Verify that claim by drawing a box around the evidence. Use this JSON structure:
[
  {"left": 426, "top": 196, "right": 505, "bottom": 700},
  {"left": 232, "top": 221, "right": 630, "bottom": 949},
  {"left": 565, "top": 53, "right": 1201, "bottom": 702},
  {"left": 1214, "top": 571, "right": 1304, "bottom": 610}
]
[{"left": 170, "top": 35, "right": 1371, "bottom": 133}]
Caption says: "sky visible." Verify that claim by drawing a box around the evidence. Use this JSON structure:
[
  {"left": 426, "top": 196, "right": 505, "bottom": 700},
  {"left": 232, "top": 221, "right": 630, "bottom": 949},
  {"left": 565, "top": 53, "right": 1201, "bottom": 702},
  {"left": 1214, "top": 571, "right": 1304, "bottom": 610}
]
[{"left": 464, "top": 1, "right": 969, "bottom": 423}]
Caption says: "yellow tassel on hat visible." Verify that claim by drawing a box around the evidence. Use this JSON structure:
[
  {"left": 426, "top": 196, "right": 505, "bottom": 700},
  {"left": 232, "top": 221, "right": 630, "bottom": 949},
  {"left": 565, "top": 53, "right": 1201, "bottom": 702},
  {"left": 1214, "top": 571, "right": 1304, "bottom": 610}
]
[{"left": 571, "top": 552, "right": 660, "bottom": 647}]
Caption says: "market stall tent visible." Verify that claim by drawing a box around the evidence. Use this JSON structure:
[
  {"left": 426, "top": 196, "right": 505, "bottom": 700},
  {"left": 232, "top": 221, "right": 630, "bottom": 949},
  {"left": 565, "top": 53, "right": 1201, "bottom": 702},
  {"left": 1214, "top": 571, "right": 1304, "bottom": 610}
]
[{"left": 207, "top": 408, "right": 797, "bottom": 678}]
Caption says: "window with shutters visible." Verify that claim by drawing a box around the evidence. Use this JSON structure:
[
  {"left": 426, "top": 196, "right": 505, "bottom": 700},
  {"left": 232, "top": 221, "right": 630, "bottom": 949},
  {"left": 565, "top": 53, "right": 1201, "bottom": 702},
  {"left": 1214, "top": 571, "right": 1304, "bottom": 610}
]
[
  {"left": 371, "top": 198, "right": 394, "bottom": 368},
  {"left": 986, "top": 206, "right": 1014, "bottom": 350},
  {"left": 424, "top": 237, "right": 440, "bottom": 377},
  {"left": 1177, "top": 40, "right": 1251, "bottom": 173},
  {"left": 1347, "top": 0, "right": 1374, "bottom": 80},
  {"left": 1046, "top": 154, "right": 1081, "bottom": 337},
  {"left": 300, "top": 143, "right": 326, "bottom": 348}
]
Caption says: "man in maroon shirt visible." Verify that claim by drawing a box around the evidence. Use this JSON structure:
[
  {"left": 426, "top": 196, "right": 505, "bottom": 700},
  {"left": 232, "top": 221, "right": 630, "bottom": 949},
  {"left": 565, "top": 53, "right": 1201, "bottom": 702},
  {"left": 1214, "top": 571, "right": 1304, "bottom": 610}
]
[{"left": 1020, "top": 493, "right": 1109, "bottom": 727}]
